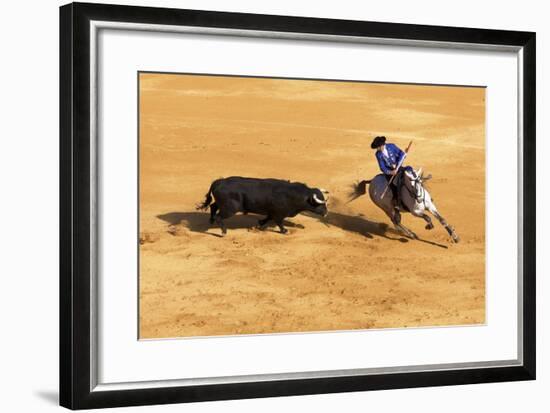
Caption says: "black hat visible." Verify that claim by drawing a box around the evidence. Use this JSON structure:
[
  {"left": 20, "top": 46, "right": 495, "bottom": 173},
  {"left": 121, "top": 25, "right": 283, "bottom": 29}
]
[{"left": 371, "top": 136, "right": 386, "bottom": 149}]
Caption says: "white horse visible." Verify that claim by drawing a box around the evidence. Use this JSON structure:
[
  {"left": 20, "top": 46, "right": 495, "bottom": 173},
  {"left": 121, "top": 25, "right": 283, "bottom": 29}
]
[{"left": 350, "top": 168, "right": 459, "bottom": 242}]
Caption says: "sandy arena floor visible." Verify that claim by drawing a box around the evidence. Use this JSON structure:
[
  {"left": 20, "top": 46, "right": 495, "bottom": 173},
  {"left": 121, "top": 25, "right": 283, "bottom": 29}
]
[{"left": 138, "top": 73, "right": 485, "bottom": 339}]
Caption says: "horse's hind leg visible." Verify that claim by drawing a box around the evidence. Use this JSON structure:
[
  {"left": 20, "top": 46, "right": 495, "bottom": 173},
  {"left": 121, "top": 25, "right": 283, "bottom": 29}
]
[{"left": 387, "top": 209, "right": 417, "bottom": 239}]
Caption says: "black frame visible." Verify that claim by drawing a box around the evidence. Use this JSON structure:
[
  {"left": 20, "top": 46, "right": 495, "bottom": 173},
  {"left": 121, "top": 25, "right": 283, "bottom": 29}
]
[{"left": 60, "top": 2, "right": 536, "bottom": 410}]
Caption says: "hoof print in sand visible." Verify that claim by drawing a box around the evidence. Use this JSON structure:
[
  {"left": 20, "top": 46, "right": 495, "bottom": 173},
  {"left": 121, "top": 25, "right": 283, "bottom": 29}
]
[
  {"left": 139, "top": 232, "right": 160, "bottom": 245},
  {"left": 167, "top": 225, "right": 189, "bottom": 237}
]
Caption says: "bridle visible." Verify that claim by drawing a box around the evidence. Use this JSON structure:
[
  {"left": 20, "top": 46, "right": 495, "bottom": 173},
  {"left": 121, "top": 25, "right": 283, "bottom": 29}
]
[{"left": 404, "top": 171, "right": 426, "bottom": 206}]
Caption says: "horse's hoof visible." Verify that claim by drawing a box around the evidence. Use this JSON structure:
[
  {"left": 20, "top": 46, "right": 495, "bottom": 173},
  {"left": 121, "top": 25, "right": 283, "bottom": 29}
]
[
  {"left": 280, "top": 229, "right": 288, "bottom": 235},
  {"left": 448, "top": 226, "right": 459, "bottom": 243}
]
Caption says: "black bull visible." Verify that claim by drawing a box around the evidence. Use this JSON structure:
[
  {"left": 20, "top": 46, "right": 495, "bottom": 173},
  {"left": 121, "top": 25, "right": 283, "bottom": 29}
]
[{"left": 196, "top": 177, "right": 329, "bottom": 235}]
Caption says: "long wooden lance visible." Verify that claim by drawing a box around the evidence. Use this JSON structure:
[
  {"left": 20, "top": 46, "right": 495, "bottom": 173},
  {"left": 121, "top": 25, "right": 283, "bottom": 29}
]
[{"left": 380, "top": 140, "right": 413, "bottom": 198}]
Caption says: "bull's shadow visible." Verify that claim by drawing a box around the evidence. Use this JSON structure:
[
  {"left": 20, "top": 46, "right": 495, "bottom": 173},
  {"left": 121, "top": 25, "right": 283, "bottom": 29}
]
[
  {"left": 156, "top": 211, "right": 401, "bottom": 240},
  {"left": 157, "top": 212, "right": 304, "bottom": 235}
]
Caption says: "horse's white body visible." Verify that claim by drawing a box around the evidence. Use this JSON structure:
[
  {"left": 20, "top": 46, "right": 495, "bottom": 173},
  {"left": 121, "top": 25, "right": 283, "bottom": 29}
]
[{"left": 367, "top": 168, "right": 459, "bottom": 243}]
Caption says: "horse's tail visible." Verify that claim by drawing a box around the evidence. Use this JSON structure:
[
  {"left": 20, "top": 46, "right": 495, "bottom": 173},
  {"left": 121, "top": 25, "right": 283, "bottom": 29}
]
[
  {"left": 346, "top": 179, "right": 371, "bottom": 204},
  {"left": 196, "top": 179, "right": 221, "bottom": 211}
]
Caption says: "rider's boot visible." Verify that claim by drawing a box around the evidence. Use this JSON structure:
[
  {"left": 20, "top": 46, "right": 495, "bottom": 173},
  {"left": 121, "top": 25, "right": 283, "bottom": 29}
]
[{"left": 393, "top": 176, "right": 401, "bottom": 212}]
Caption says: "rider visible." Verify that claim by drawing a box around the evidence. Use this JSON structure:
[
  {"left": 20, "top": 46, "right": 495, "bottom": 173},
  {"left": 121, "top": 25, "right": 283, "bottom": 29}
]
[{"left": 371, "top": 136, "right": 409, "bottom": 211}]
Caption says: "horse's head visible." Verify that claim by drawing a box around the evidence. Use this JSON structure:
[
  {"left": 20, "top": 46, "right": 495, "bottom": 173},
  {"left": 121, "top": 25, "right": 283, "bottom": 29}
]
[{"left": 404, "top": 168, "right": 425, "bottom": 200}]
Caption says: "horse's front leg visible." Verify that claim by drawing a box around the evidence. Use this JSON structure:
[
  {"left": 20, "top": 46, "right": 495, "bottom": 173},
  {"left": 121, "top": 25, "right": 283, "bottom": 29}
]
[
  {"left": 419, "top": 213, "right": 434, "bottom": 230},
  {"left": 427, "top": 203, "right": 459, "bottom": 243},
  {"left": 410, "top": 207, "right": 434, "bottom": 230}
]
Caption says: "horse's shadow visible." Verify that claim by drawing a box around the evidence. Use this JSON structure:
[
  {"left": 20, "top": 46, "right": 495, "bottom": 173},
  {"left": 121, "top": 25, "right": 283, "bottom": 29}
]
[
  {"left": 328, "top": 212, "right": 448, "bottom": 248},
  {"left": 321, "top": 211, "right": 409, "bottom": 242}
]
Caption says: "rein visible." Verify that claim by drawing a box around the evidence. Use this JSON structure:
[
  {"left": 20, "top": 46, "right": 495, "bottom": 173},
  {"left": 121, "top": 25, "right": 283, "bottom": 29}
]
[{"left": 404, "top": 177, "right": 426, "bottom": 206}]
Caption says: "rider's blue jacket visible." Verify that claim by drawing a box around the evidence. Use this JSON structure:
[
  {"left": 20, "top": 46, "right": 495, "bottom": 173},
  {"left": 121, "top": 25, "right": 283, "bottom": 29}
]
[{"left": 376, "top": 143, "right": 406, "bottom": 175}]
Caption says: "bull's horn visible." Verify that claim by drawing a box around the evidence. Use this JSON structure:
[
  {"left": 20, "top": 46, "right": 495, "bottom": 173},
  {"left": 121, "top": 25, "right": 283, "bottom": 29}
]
[
  {"left": 318, "top": 188, "right": 330, "bottom": 201},
  {"left": 312, "top": 193, "right": 326, "bottom": 204},
  {"left": 417, "top": 167, "right": 423, "bottom": 177}
]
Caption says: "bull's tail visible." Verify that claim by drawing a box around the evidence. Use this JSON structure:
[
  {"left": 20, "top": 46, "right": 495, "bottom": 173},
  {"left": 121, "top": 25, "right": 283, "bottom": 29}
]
[
  {"left": 196, "top": 179, "right": 220, "bottom": 211},
  {"left": 346, "top": 179, "right": 371, "bottom": 204}
]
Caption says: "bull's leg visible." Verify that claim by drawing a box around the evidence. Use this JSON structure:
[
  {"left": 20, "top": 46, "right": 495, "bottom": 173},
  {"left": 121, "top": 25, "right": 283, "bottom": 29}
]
[
  {"left": 427, "top": 203, "right": 459, "bottom": 243},
  {"left": 258, "top": 216, "right": 271, "bottom": 230},
  {"left": 387, "top": 209, "right": 417, "bottom": 239},
  {"left": 215, "top": 207, "right": 236, "bottom": 236},
  {"left": 274, "top": 218, "right": 288, "bottom": 234},
  {"left": 209, "top": 203, "right": 218, "bottom": 224},
  {"left": 214, "top": 215, "right": 227, "bottom": 235}
]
